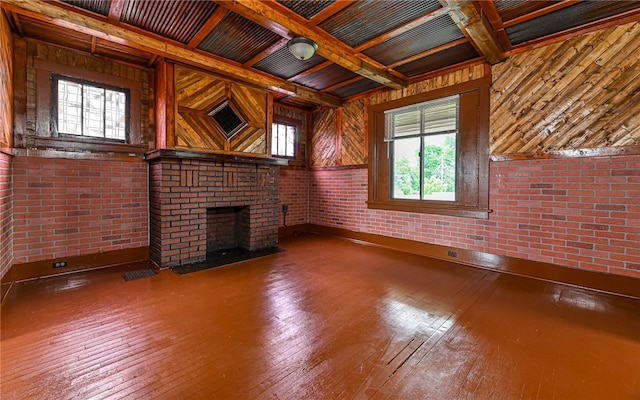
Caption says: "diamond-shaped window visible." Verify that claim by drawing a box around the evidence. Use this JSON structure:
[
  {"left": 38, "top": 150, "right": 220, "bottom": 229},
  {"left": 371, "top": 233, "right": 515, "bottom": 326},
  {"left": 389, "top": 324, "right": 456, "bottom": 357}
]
[{"left": 208, "top": 99, "right": 248, "bottom": 140}]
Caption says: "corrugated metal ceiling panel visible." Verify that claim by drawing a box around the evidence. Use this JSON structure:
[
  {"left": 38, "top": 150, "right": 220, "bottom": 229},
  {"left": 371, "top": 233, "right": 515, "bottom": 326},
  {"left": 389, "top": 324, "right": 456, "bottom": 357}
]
[
  {"left": 59, "top": 0, "right": 110, "bottom": 16},
  {"left": 494, "top": 0, "right": 560, "bottom": 22},
  {"left": 253, "top": 46, "right": 327, "bottom": 80},
  {"left": 363, "top": 13, "right": 464, "bottom": 66},
  {"left": 507, "top": 0, "right": 640, "bottom": 45},
  {"left": 395, "top": 42, "right": 479, "bottom": 77},
  {"left": 121, "top": 0, "right": 218, "bottom": 44},
  {"left": 320, "top": 0, "right": 442, "bottom": 48},
  {"left": 293, "top": 64, "right": 360, "bottom": 91},
  {"left": 277, "top": 0, "right": 336, "bottom": 20},
  {"left": 198, "top": 13, "right": 282, "bottom": 65},
  {"left": 328, "top": 78, "right": 383, "bottom": 98}
]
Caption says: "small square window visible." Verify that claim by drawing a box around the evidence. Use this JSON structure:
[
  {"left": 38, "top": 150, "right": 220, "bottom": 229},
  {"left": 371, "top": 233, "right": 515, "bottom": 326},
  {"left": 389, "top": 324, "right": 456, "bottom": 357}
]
[
  {"left": 272, "top": 122, "right": 297, "bottom": 158},
  {"left": 208, "top": 100, "right": 248, "bottom": 140}
]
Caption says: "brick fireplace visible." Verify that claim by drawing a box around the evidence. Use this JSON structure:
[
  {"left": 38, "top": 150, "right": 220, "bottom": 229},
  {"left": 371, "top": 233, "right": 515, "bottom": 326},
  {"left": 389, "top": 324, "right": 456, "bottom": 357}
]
[{"left": 147, "top": 150, "right": 285, "bottom": 268}]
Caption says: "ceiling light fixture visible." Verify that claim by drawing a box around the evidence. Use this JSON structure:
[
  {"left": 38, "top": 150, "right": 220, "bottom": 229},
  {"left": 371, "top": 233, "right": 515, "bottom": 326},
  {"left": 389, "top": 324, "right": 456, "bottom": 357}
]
[{"left": 288, "top": 37, "right": 318, "bottom": 61}]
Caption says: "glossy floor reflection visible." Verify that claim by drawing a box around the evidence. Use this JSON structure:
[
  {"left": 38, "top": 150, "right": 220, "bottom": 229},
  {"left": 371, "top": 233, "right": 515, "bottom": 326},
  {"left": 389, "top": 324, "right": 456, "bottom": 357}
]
[{"left": 2, "top": 234, "right": 639, "bottom": 399}]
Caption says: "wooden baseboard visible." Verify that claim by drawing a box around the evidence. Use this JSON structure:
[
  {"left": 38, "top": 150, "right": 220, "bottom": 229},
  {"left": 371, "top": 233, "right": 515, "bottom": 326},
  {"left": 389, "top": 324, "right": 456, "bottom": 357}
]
[
  {"left": 1, "top": 246, "right": 150, "bottom": 284},
  {"left": 308, "top": 225, "right": 640, "bottom": 299}
]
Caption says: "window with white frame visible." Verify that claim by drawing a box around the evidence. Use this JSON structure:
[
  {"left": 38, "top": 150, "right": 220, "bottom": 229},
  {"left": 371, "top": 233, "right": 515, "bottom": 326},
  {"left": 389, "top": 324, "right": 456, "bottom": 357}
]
[
  {"left": 54, "top": 75, "right": 129, "bottom": 142},
  {"left": 271, "top": 122, "right": 296, "bottom": 158}
]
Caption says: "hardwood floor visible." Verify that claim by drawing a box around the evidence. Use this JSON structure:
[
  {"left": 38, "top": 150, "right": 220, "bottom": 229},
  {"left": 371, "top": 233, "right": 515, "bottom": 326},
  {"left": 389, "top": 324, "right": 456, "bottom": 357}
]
[{"left": 2, "top": 233, "right": 639, "bottom": 399}]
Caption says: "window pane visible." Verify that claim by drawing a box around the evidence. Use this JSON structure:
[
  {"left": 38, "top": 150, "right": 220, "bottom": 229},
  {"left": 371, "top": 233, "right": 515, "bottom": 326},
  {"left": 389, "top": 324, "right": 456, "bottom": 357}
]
[
  {"left": 105, "top": 90, "right": 126, "bottom": 140},
  {"left": 277, "top": 124, "right": 286, "bottom": 156},
  {"left": 83, "top": 85, "right": 105, "bottom": 137},
  {"left": 393, "top": 109, "right": 421, "bottom": 138},
  {"left": 391, "top": 137, "right": 421, "bottom": 199},
  {"left": 423, "top": 96, "right": 458, "bottom": 134},
  {"left": 271, "top": 123, "right": 279, "bottom": 155},
  {"left": 422, "top": 133, "right": 456, "bottom": 201},
  {"left": 286, "top": 125, "right": 295, "bottom": 157},
  {"left": 58, "top": 80, "right": 82, "bottom": 135}
]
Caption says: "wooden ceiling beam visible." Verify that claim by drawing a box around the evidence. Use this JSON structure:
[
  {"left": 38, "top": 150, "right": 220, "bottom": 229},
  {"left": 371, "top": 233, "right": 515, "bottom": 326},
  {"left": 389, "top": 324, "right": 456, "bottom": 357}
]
[
  {"left": 186, "top": 6, "right": 227, "bottom": 50},
  {"left": 386, "top": 38, "right": 469, "bottom": 69},
  {"left": 243, "top": 37, "right": 288, "bottom": 67},
  {"left": 1, "top": 0, "right": 343, "bottom": 107},
  {"left": 216, "top": 0, "right": 407, "bottom": 90},
  {"left": 502, "top": 0, "right": 582, "bottom": 29},
  {"left": 287, "top": 60, "right": 333, "bottom": 82},
  {"left": 107, "top": 0, "right": 125, "bottom": 25},
  {"left": 475, "top": 0, "right": 512, "bottom": 52},
  {"left": 441, "top": 0, "right": 506, "bottom": 64},
  {"left": 308, "top": 0, "right": 352, "bottom": 26},
  {"left": 355, "top": 6, "right": 450, "bottom": 52}
]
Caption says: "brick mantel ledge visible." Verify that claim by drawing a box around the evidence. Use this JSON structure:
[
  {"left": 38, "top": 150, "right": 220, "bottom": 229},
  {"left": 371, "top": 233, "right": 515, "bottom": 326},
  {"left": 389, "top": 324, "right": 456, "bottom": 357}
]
[{"left": 145, "top": 149, "right": 288, "bottom": 166}]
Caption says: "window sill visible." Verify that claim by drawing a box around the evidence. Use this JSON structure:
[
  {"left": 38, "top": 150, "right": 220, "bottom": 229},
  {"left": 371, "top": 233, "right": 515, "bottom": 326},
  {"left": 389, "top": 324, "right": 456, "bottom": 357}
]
[
  {"left": 367, "top": 200, "right": 491, "bottom": 219},
  {"left": 13, "top": 134, "right": 147, "bottom": 161}
]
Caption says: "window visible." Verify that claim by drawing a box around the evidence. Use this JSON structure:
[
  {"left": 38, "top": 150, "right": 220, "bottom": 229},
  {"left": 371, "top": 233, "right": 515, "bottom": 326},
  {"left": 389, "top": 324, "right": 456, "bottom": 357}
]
[
  {"left": 209, "top": 100, "right": 247, "bottom": 140},
  {"left": 271, "top": 122, "right": 296, "bottom": 158},
  {"left": 54, "top": 75, "right": 129, "bottom": 142},
  {"left": 368, "top": 77, "right": 491, "bottom": 219},
  {"left": 387, "top": 95, "right": 459, "bottom": 201}
]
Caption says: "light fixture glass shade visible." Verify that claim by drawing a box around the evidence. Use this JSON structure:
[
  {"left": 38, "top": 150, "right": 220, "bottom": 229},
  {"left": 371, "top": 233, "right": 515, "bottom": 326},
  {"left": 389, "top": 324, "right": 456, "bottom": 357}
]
[{"left": 288, "top": 37, "right": 318, "bottom": 61}]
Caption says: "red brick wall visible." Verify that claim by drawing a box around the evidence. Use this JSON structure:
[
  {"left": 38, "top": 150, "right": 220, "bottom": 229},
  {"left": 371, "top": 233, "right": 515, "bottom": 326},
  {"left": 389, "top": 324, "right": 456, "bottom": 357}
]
[
  {"left": 149, "top": 157, "right": 280, "bottom": 267},
  {"left": 279, "top": 167, "right": 309, "bottom": 227},
  {"left": 11, "top": 156, "right": 149, "bottom": 264},
  {"left": 0, "top": 152, "right": 12, "bottom": 279},
  {"left": 309, "top": 155, "right": 640, "bottom": 278}
]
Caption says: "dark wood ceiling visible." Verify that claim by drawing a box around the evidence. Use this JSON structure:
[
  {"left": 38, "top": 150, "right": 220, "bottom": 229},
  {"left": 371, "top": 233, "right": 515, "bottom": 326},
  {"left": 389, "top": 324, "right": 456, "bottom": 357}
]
[{"left": 2, "top": 0, "right": 640, "bottom": 109}]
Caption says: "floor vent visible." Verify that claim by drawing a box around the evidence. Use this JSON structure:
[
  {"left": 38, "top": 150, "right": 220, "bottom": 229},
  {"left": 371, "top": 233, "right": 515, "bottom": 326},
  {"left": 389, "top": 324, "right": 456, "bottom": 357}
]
[{"left": 122, "top": 269, "right": 158, "bottom": 281}]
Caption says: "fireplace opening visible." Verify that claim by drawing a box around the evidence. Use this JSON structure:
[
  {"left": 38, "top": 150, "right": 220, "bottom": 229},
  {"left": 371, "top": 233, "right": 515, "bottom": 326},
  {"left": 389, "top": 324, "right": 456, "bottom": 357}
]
[{"left": 206, "top": 206, "right": 250, "bottom": 253}]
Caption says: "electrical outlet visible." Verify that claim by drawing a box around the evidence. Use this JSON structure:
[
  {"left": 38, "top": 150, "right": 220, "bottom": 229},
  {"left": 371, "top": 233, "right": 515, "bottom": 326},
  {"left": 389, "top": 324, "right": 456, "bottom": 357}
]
[
  {"left": 447, "top": 251, "right": 457, "bottom": 258},
  {"left": 53, "top": 261, "right": 68, "bottom": 268}
]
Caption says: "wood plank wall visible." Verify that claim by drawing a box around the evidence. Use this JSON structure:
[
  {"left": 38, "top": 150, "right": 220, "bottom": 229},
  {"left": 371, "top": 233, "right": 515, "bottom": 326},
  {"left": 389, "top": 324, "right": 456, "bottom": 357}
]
[
  {"left": 310, "top": 64, "right": 486, "bottom": 167},
  {"left": 491, "top": 21, "right": 640, "bottom": 154},
  {"left": 174, "top": 66, "right": 267, "bottom": 155},
  {"left": 20, "top": 41, "right": 151, "bottom": 151},
  {"left": 0, "top": 12, "right": 13, "bottom": 281},
  {"left": 0, "top": 11, "right": 12, "bottom": 151}
]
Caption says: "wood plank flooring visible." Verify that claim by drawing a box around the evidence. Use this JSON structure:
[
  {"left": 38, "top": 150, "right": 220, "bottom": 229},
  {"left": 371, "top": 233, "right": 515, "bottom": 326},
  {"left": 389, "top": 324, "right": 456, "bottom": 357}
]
[{"left": 2, "top": 233, "right": 639, "bottom": 399}]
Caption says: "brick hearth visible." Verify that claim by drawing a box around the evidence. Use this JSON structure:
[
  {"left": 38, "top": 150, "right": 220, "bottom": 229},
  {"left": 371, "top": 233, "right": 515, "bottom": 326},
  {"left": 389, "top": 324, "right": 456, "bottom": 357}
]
[{"left": 147, "top": 150, "right": 284, "bottom": 268}]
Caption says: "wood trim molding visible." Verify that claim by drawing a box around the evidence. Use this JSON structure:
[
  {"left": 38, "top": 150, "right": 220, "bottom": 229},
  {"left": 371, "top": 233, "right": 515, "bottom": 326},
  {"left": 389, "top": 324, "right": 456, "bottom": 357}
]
[
  {"left": 490, "top": 145, "right": 640, "bottom": 161},
  {"left": 307, "top": 225, "right": 640, "bottom": 299},
  {"left": 310, "top": 164, "right": 367, "bottom": 171},
  {"left": 1, "top": 247, "right": 150, "bottom": 284}
]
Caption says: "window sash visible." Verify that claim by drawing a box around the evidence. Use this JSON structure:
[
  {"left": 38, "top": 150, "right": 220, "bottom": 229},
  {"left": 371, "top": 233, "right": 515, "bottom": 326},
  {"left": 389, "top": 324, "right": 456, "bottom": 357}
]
[
  {"left": 384, "top": 95, "right": 459, "bottom": 141},
  {"left": 272, "top": 122, "right": 296, "bottom": 158},
  {"left": 55, "top": 76, "right": 128, "bottom": 142}
]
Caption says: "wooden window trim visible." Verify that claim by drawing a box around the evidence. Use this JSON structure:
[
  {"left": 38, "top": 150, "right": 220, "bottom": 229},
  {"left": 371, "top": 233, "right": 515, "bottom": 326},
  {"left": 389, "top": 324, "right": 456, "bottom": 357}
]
[
  {"left": 368, "top": 77, "right": 491, "bottom": 219},
  {"left": 272, "top": 115, "right": 303, "bottom": 166},
  {"left": 32, "top": 58, "right": 143, "bottom": 152}
]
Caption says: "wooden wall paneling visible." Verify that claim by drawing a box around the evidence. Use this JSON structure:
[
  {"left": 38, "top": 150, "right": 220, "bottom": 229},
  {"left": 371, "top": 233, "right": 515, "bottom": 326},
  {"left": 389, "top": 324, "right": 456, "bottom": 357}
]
[
  {"left": 490, "top": 21, "right": 640, "bottom": 154},
  {"left": 230, "top": 126, "right": 266, "bottom": 154},
  {"left": 311, "top": 108, "right": 337, "bottom": 167},
  {"left": 0, "top": 11, "right": 13, "bottom": 150},
  {"left": 12, "top": 39, "right": 26, "bottom": 148},
  {"left": 335, "top": 107, "right": 342, "bottom": 166},
  {"left": 231, "top": 83, "right": 266, "bottom": 125},
  {"left": 175, "top": 113, "right": 224, "bottom": 150},
  {"left": 341, "top": 99, "right": 366, "bottom": 166},
  {"left": 175, "top": 68, "right": 226, "bottom": 110},
  {"left": 369, "top": 64, "right": 486, "bottom": 106}
]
